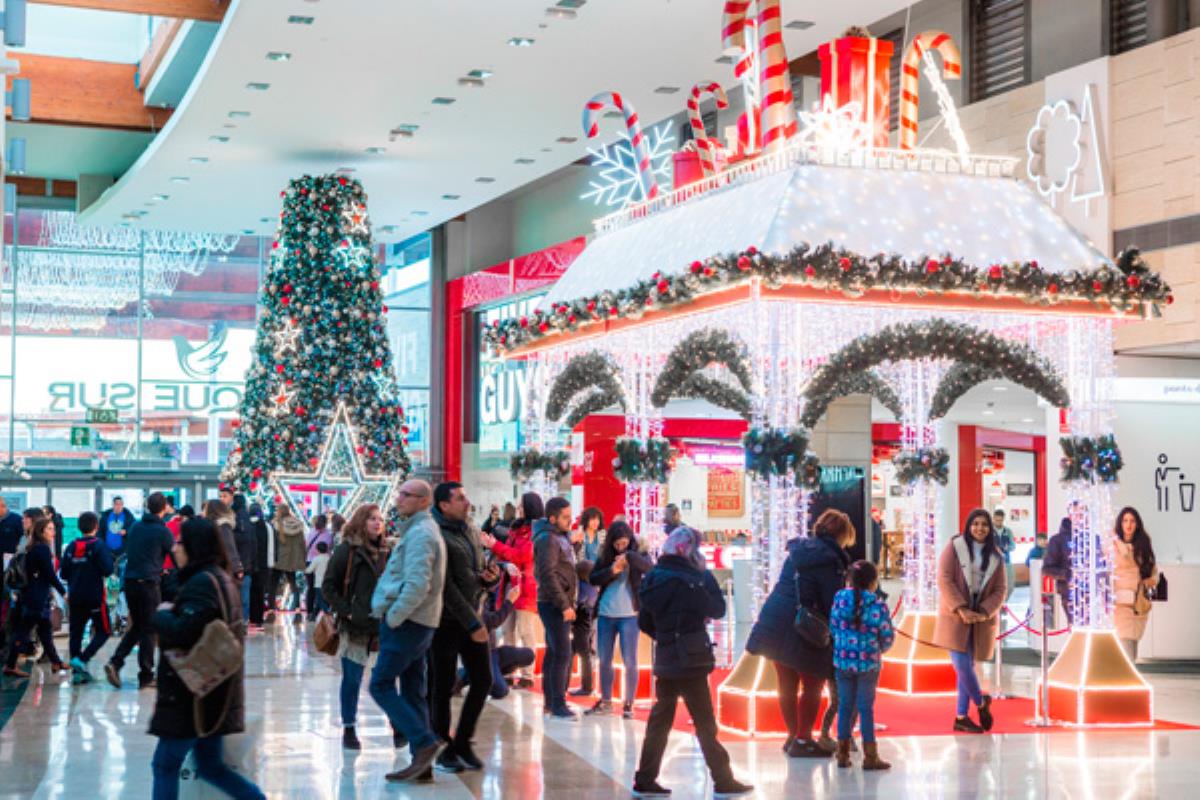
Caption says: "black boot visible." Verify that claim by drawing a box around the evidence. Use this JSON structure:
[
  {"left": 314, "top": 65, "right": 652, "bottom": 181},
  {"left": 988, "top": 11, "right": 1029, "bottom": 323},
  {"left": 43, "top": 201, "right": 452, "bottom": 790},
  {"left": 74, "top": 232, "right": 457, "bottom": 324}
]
[
  {"left": 392, "top": 725, "right": 407, "bottom": 749},
  {"left": 342, "top": 726, "right": 361, "bottom": 750}
]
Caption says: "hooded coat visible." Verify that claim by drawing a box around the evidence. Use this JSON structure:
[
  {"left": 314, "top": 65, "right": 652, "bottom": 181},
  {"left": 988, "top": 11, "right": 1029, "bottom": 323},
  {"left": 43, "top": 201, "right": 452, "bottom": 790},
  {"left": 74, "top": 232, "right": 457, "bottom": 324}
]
[
  {"left": 745, "top": 535, "right": 850, "bottom": 678},
  {"left": 636, "top": 554, "right": 725, "bottom": 679},
  {"left": 273, "top": 514, "right": 307, "bottom": 573},
  {"left": 207, "top": 506, "right": 243, "bottom": 576},
  {"left": 487, "top": 519, "right": 537, "bottom": 613}
]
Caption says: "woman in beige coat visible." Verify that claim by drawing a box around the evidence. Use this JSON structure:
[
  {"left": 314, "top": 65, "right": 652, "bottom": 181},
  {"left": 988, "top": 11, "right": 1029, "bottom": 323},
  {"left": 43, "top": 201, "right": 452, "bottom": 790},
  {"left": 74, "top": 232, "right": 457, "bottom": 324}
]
[
  {"left": 271, "top": 500, "right": 307, "bottom": 617},
  {"left": 932, "top": 508, "right": 1007, "bottom": 734},
  {"left": 1112, "top": 507, "right": 1159, "bottom": 662}
]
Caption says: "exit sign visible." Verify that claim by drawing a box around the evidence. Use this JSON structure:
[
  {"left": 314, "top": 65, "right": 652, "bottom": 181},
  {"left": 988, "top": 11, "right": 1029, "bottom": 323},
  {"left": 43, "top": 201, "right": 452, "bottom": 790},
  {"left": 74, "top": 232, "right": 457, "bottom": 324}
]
[
  {"left": 70, "top": 426, "right": 92, "bottom": 447},
  {"left": 86, "top": 408, "right": 119, "bottom": 424}
]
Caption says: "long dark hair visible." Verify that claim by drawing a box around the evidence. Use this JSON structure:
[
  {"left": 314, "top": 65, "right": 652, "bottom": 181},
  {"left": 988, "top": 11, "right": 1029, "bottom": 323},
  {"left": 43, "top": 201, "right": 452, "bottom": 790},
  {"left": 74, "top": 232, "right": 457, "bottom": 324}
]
[
  {"left": 598, "top": 520, "right": 635, "bottom": 566},
  {"left": 847, "top": 559, "right": 878, "bottom": 629},
  {"left": 1114, "top": 506, "right": 1156, "bottom": 580},
  {"left": 519, "top": 492, "right": 544, "bottom": 523},
  {"left": 179, "top": 517, "right": 231, "bottom": 574},
  {"left": 962, "top": 508, "right": 1000, "bottom": 572}
]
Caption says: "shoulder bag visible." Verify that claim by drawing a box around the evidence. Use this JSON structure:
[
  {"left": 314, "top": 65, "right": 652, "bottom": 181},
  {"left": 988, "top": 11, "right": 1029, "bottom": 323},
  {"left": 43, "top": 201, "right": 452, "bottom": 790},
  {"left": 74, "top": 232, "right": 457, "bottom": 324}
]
[
  {"left": 164, "top": 571, "right": 244, "bottom": 736},
  {"left": 792, "top": 569, "right": 831, "bottom": 649},
  {"left": 1151, "top": 571, "right": 1168, "bottom": 602},
  {"left": 312, "top": 545, "right": 356, "bottom": 656}
]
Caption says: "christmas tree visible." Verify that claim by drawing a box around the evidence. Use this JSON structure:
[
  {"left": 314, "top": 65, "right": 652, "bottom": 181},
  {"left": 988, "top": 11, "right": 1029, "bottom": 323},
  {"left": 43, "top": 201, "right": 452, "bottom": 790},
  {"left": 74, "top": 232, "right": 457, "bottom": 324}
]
[{"left": 222, "top": 174, "right": 410, "bottom": 494}]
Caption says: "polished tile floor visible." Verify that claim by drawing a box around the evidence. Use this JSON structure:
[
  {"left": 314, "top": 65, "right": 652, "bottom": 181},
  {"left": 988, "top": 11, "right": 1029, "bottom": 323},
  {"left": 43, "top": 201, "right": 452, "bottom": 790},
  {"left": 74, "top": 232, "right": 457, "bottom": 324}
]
[{"left": 2, "top": 618, "right": 1197, "bottom": 799}]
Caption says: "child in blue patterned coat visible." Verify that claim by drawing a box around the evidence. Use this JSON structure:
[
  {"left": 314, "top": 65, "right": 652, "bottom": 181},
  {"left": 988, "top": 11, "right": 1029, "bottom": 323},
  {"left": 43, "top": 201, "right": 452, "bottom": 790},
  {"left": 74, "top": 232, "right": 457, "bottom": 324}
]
[{"left": 829, "top": 560, "right": 894, "bottom": 771}]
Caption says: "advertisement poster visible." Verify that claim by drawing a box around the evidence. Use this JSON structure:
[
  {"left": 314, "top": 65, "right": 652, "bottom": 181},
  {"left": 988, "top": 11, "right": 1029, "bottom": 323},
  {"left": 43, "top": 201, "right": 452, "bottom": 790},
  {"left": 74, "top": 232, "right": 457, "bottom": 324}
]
[{"left": 707, "top": 467, "right": 745, "bottom": 518}]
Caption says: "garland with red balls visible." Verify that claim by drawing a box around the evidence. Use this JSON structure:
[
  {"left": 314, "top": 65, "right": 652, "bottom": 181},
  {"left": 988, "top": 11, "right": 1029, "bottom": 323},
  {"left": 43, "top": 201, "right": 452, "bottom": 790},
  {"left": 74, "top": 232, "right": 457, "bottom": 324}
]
[{"left": 482, "top": 244, "right": 1171, "bottom": 353}]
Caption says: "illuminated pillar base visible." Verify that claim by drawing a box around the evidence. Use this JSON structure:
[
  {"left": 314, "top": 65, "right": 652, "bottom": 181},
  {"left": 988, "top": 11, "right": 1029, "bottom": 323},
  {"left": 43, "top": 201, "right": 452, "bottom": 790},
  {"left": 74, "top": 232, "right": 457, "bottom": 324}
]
[
  {"left": 534, "top": 634, "right": 656, "bottom": 704},
  {"left": 878, "top": 611, "right": 958, "bottom": 696},
  {"left": 1037, "top": 628, "right": 1153, "bottom": 727},
  {"left": 716, "top": 652, "right": 831, "bottom": 736}
]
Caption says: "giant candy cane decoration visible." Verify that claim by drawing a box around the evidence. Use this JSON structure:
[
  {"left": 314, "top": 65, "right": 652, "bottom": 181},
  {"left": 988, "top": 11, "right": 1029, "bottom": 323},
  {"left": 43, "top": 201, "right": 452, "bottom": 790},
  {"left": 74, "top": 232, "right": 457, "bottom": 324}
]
[
  {"left": 582, "top": 91, "right": 659, "bottom": 202},
  {"left": 722, "top": 0, "right": 796, "bottom": 153},
  {"left": 722, "top": 0, "right": 760, "bottom": 155},
  {"left": 898, "top": 30, "right": 962, "bottom": 150},
  {"left": 687, "top": 82, "right": 729, "bottom": 177}
]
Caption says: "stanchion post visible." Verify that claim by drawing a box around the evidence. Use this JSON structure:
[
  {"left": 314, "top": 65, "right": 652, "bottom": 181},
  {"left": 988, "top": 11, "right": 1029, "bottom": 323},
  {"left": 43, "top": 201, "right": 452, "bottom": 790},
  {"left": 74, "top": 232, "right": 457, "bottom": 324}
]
[
  {"left": 993, "top": 610, "right": 1008, "bottom": 700},
  {"left": 1027, "top": 576, "right": 1055, "bottom": 728}
]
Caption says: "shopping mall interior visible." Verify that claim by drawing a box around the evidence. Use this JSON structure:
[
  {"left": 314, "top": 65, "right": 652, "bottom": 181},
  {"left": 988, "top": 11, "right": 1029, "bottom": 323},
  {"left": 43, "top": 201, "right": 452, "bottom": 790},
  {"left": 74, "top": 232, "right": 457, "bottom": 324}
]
[{"left": 1, "top": 0, "right": 1199, "bottom": 797}]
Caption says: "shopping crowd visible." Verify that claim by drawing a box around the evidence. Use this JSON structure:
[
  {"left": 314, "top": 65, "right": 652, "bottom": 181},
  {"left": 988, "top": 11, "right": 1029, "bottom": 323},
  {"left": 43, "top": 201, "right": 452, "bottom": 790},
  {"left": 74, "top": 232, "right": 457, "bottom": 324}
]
[{"left": 0, "top": 483, "right": 1161, "bottom": 798}]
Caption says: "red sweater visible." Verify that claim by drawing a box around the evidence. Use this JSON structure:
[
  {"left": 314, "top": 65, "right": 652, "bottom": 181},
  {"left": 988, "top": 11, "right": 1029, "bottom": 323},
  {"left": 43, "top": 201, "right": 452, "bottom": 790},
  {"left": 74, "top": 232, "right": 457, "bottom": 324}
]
[{"left": 489, "top": 522, "right": 537, "bottom": 612}]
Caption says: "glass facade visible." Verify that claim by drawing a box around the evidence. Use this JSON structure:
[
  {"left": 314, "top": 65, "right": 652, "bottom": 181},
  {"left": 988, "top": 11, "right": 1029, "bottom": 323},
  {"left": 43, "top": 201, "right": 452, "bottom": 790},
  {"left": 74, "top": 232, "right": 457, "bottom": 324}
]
[{"left": 382, "top": 233, "right": 433, "bottom": 468}]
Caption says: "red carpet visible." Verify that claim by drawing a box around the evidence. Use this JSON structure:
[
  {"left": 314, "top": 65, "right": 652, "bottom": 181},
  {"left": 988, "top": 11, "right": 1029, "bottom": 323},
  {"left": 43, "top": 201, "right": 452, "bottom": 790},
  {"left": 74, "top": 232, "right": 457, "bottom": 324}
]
[{"left": 559, "top": 669, "right": 1198, "bottom": 739}]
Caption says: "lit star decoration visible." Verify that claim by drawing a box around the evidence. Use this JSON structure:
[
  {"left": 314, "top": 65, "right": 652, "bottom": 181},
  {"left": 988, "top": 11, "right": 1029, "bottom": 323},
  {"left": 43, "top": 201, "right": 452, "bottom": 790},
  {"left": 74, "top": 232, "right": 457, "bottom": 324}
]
[
  {"left": 271, "top": 319, "right": 302, "bottom": 358},
  {"left": 268, "top": 383, "right": 297, "bottom": 417},
  {"left": 582, "top": 120, "right": 676, "bottom": 209},
  {"left": 271, "top": 403, "right": 400, "bottom": 526},
  {"left": 342, "top": 202, "right": 370, "bottom": 237},
  {"left": 796, "top": 95, "right": 873, "bottom": 151},
  {"left": 369, "top": 371, "right": 397, "bottom": 398}
]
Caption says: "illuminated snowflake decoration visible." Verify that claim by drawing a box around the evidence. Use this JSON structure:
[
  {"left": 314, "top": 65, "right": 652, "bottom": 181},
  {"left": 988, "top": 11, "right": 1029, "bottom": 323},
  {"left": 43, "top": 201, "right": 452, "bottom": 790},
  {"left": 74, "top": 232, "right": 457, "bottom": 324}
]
[
  {"left": 796, "top": 95, "right": 873, "bottom": 151},
  {"left": 369, "top": 371, "right": 397, "bottom": 399},
  {"left": 581, "top": 121, "right": 675, "bottom": 209}
]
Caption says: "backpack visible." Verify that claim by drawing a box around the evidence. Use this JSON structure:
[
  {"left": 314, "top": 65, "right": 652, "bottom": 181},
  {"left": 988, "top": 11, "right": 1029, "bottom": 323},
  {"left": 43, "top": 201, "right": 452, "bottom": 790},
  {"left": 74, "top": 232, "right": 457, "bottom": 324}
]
[{"left": 4, "top": 551, "right": 27, "bottom": 592}]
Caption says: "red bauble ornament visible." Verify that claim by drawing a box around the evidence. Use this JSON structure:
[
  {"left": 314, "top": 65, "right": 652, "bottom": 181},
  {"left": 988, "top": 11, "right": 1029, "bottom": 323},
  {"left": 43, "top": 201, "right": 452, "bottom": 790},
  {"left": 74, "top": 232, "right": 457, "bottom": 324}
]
[
  {"left": 338, "top": 177, "right": 348, "bottom": 186},
  {"left": 804, "top": 264, "right": 816, "bottom": 277},
  {"left": 746, "top": 245, "right": 758, "bottom": 255},
  {"left": 656, "top": 280, "right": 669, "bottom": 293},
  {"left": 519, "top": 317, "right": 529, "bottom": 328},
  {"left": 499, "top": 335, "right": 506, "bottom": 345},
  {"left": 294, "top": 406, "right": 305, "bottom": 417},
  {"left": 230, "top": 419, "right": 241, "bottom": 429},
  {"left": 249, "top": 481, "right": 258, "bottom": 491},
  {"left": 586, "top": 300, "right": 596, "bottom": 313},
  {"left": 308, "top": 424, "right": 317, "bottom": 432},
  {"left": 690, "top": 260, "right": 703, "bottom": 274},
  {"left": 280, "top": 297, "right": 290, "bottom": 306},
  {"left": 838, "top": 257, "right": 852, "bottom": 272},
  {"left": 609, "top": 307, "right": 618, "bottom": 316},
  {"left": 373, "top": 359, "right": 383, "bottom": 368},
  {"left": 492, "top": 319, "right": 499, "bottom": 328},
  {"left": 651, "top": 271, "right": 661, "bottom": 280},
  {"left": 988, "top": 265, "right": 1002, "bottom": 280},
  {"left": 1126, "top": 275, "right": 1141, "bottom": 289},
  {"left": 1030, "top": 260, "right": 1040, "bottom": 270},
  {"left": 370, "top": 280, "right": 379, "bottom": 290},
  {"left": 538, "top": 322, "right": 549, "bottom": 333},
  {"left": 736, "top": 256, "right": 751, "bottom": 271},
  {"left": 275, "top": 364, "right": 285, "bottom": 373},
  {"left": 310, "top": 457, "right": 319, "bottom": 467},
  {"left": 703, "top": 267, "right": 714, "bottom": 277},
  {"left": 1092, "top": 280, "right": 1104, "bottom": 292},
  {"left": 1048, "top": 283, "right": 1059, "bottom": 295},
  {"left": 568, "top": 315, "right": 577, "bottom": 324},
  {"left": 356, "top": 446, "right": 364, "bottom": 454},
  {"left": 252, "top": 467, "right": 262, "bottom": 478},
  {"left": 271, "top": 242, "right": 279, "bottom": 250},
  {"left": 925, "top": 259, "right": 940, "bottom": 274}
]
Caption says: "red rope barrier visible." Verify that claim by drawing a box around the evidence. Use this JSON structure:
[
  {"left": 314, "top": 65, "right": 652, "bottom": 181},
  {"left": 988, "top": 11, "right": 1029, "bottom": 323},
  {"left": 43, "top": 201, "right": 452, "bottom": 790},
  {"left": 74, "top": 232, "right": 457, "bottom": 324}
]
[{"left": 1001, "top": 604, "right": 1071, "bottom": 638}]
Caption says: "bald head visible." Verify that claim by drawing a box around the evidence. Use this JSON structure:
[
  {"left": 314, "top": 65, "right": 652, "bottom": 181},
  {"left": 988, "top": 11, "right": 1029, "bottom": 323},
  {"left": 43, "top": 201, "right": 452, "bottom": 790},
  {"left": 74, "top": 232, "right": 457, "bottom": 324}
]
[{"left": 396, "top": 479, "right": 433, "bottom": 517}]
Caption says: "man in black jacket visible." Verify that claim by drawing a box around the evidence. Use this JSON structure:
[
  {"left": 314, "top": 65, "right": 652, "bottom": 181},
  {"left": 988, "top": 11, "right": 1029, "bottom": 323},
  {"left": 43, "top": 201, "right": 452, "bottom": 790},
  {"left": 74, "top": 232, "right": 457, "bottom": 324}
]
[
  {"left": 1042, "top": 516, "right": 1074, "bottom": 624},
  {"left": 220, "top": 487, "right": 255, "bottom": 622},
  {"left": 60, "top": 511, "right": 115, "bottom": 683},
  {"left": 633, "top": 527, "right": 751, "bottom": 798},
  {"left": 533, "top": 496, "right": 578, "bottom": 720},
  {"left": 246, "top": 502, "right": 271, "bottom": 628},
  {"left": 430, "top": 482, "right": 499, "bottom": 773},
  {"left": 105, "top": 492, "right": 175, "bottom": 689}
]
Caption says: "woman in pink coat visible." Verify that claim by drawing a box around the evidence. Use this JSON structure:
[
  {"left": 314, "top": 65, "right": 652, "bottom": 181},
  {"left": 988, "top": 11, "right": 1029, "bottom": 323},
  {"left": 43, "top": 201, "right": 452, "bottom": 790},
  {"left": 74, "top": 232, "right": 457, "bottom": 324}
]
[
  {"left": 932, "top": 508, "right": 1007, "bottom": 734},
  {"left": 480, "top": 492, "right": 542, "bottom": 686}
]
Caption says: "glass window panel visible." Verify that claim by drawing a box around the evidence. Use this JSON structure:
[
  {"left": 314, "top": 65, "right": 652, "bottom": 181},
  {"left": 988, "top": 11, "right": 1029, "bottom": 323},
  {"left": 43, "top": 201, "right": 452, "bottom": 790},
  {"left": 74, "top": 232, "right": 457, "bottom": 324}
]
[{"left": 398, "top": 388, "right": 430, "bottom": 468}]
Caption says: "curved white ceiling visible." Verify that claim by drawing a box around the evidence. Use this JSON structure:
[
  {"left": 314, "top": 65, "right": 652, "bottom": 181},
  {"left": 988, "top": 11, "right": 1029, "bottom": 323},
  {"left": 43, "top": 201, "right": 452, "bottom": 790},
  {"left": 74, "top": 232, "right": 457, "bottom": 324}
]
[{"left": 81, "top": 0, "right": 913, "bottom": 241}]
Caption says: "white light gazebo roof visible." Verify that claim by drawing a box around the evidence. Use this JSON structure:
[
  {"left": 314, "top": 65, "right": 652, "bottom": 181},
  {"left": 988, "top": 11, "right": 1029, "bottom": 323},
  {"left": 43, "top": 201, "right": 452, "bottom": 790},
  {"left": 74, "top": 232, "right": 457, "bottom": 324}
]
[{"left": 539, "top": 151, "right": 1111, "bottom": 312}]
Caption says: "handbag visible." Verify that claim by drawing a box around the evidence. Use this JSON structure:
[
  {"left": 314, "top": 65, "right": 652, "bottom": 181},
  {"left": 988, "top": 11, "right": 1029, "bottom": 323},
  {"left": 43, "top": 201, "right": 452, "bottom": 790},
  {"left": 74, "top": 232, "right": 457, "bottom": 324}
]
[
  {"left": 312, "top": 545, "right": 356, "bottom": 656},
  {"left": 1134, "top": 584, "right": 1152, "bottom": 615},
  {"left": 791, "top": 570, "right": 830, "bottom": 648},
  {"left": 1152, "top": 572, "right": 1168, "bottom": 602}
]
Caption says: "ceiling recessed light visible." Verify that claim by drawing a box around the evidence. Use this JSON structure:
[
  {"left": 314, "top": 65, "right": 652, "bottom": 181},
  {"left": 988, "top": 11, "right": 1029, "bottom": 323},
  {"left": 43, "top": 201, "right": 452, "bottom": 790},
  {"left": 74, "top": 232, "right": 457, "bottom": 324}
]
[
  {"left": 514, "top": 157, "right": 535, "bottom": 165},
  {"left": 412, "top": 210, "right": 429, "bottom": 216},
  {"left": 1021, "top": 417, "right": 1035, "bottom": 423},
  {"left": 241, "top": 229, "right": 255, "bottom": 235},
  {"left": 442, "top": 194, "right": 460, "bottom": 200},
  {"left": 209, "top": 135, "right": 229, "bottom": 143},
  {"left": 715, "top": 55, "right": 734, "bottom": 64},
  {"left": 287, "top": 15, "right": 314, "bottom": 24},
  {"left": 556, "top": 136, "right": 577, "bottom": 144},
  {"left": 151, "top": 194, "right": 169, "bottom": 202},
  {"left": 379, "top": 225, "right": 399, "bottom": 233},
  {"left": 785, "top": 19, "right": 815, "bottom": 30},
  {"left": 189, "top": 157, "right": 209, "bottom": 164},
  {"left": 365, "top": 146, "right": 386, "bottom": 154},
  {"left": 540, "top": 147, "right": 552, "bottom": 152},
  {"left": 265, "top": 51, "right": 291, "bottom": 61},
  {"left": 475, "top": 176, "right": 495, "bottom": 183},
  {"left": 170, "top": 176, "right": 189, "bottom": 183},
  {"left": 228, "top": 111, "right": 251, "bottom": 119},
  {"left": 222, "top": 123, "right": 236, "bottom": 129},
  {"left": 431, "top": 96, "right": 456, "bottom": 105},
  {"left": 335, "top": 166, "right": 355, "bottom": 174},
  {"left": 981, "top": 409, "right": 995, "bottom": 416},
  {"left": 556, "top": 0, "right": 586, "bottom": 7},
  {"left": 259, "top": 217, "right": 271, "bottom": 223},
  {"left": 246, "top": 82, "right": 270, "bottom": 91},
  {"left": 457, "top": 76, "right": 485, "bottom": 88},
  {"left": 389, "top": 123, "right": 419, "bottom": 139},
  {"left": 467, "top": 68, "right": 494, "bottom": 79},
  {"left": 654, "top": 86, "right": 680, "bottom": 94},
  {"left": 507, "top": 36, "right": 535, "bottom": 47},
  {"left": 993, "top": 385, "right": 1008, "bottom": 391},
  {"left": 122, "top": 213, "right": 140, "bottom": 221},
  {"left": 546, "top": 7, "right": 577, "bottom": 18}
]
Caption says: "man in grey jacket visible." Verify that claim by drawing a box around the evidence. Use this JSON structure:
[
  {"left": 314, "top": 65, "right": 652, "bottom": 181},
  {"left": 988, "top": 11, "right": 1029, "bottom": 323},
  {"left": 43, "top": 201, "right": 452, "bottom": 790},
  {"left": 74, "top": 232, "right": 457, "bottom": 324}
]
[{"left": 369, "top": 479, "right": 447, "bottom": 783}]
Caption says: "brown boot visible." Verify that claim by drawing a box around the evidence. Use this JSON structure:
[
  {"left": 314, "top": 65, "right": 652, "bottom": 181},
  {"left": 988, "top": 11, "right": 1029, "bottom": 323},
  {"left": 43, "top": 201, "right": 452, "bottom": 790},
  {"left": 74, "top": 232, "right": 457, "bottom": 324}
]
[
  {"left": 862, "top": 741, "right": 891, "bottom": 770},
  {"left": 836, "top": 739, "right": 852, "bottom": 768}
]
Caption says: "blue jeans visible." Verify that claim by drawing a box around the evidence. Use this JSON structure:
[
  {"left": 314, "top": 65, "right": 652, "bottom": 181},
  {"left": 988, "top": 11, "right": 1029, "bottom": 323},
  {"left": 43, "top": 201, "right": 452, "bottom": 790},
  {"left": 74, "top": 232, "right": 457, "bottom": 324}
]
[
  {"left": 950, "top": 631, "right": 983, "bottom": 716},
  {"left": 537, "top": 602, "right": 571, "bottom": 713},
  {"left": 240, "top": 574, "right": 252, "bottom": 622},
  {"left": 369, "top": 621, "right": 437, "bottom": 754},
  {"left": 835, "top": 669, "right": 879, "bottom": 743},
  {"left": 340, "top": 656, "right": 365, "bottom": 726},
  {"left": 597, "top": 615, "right": 639, "bottom": 703},
  {"left": 151, "top": 736, "right": 265, "bottom": 800}
]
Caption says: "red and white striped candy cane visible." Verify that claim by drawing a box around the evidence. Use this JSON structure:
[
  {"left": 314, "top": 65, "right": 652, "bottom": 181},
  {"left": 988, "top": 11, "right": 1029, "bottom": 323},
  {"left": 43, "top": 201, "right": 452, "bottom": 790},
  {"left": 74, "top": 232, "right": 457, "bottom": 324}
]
[
  {"left": 687, "top": 82, "right": 729, "bottom": 177},
  {"left": 582, "top": 90, "right": 658, "bottom": 201},
  {"left": 898, "top": 30, "right": 962, "bottom": 150},
  {"left": 721, "top": 1, "right": 760, "bottom": 155},
  {"left": 754, "top": 0, "right": 796, "bottom": 151}
]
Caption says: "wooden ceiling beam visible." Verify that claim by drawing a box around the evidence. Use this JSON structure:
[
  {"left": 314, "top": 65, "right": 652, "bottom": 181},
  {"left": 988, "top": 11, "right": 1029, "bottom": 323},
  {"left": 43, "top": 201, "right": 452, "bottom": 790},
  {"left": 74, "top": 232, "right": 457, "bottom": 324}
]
[
  {"left": 28, "top": 0, "right": 228, "bottom": 22},
  {"left": 7, "top": 53, "right": 172, "bottom": 131}
]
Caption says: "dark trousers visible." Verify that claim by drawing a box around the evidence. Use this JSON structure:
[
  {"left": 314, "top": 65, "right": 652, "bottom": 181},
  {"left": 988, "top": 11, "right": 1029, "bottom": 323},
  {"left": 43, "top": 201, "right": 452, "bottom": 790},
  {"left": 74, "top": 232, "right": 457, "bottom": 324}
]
[
  {"left": 431, "top": 620, "right": 492, "bottom": 747},
  {"left": 5, "top": 608, "right": 61, "bottom": 668},
  {"left": 635, "top": 675, "right": 732, "bottom": 785},
  {"left": 370, "top": 621, "right": 438, "bottom": 753},
  {"left": 537, "top": 602, "right": 571, "bottom": 713},
  {"left": 247, "top": 569, "right": 267, "bottom": 625},
  {"left": 774, "top": 662, "right": 825, "bottom": 740},
  {"left": 571, "top": 605, "right": 595, "bottom": 693},
  {"left": 111, "top": 579, "right": 160, "bottom": 682},
  {"left": 68, "top": 599, "right": 112, "bottom": 664}
]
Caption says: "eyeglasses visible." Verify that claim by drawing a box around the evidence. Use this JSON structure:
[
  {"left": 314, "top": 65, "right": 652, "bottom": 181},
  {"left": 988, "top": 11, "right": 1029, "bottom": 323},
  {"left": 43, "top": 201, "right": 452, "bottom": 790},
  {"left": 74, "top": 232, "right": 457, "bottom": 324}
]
[{"left": 397, "top": 490, "right": 427, "bottom": 499}]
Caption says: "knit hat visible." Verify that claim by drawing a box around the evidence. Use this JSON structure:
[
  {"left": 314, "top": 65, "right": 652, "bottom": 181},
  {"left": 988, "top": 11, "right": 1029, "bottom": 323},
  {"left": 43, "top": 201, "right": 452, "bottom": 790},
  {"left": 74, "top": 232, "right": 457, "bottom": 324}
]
[{"left": 661, "top": 526, "right": 705, "bottom": 570}]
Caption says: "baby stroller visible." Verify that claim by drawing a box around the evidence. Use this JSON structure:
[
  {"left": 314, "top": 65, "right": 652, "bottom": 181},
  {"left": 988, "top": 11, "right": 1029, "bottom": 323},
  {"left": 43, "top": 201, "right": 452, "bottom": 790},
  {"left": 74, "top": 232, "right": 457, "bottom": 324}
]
[{"left": 106, "top": 554, "right": 128, "bottom": 636}]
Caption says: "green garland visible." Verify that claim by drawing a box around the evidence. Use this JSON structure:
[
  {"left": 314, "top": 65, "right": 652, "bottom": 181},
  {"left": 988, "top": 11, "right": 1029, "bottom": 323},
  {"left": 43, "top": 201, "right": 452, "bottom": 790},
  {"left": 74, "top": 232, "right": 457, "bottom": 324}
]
[
  {"left": 650, "top": 329, "right": 752, "bottom": 413},
  {"left": 613, "top": 436, "right": 673, "bottom": 483},
  {"left": 510, "top": 448, "right": 572, "bottom": 482},
  {"left": 800, "top": 370, "right": 903, "bottom": 429},
  {"left": 806, "top": 320, "right": 1070, "bottom": 420},
  {"left": 893, "top": 447, "right": 951, "bottom": 485},
  {"left": 545, "top": 352, "right": 625, "bottom": 427},
  {"left": 742, "top": 427, "right": 822, "bottom": 488},
  {"left": 1060, "top": 434, "right": 1123, "bottom": 484},
  {"left": 482, "top": 244, "right": 1172, "bottom": 352},
  {"left": 929, "top": 358, "right": 1068, "bottom": 420}
]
